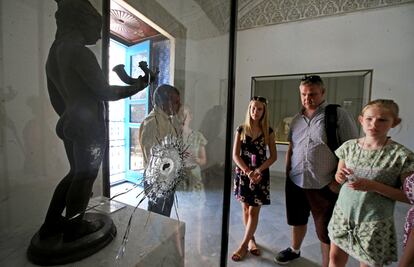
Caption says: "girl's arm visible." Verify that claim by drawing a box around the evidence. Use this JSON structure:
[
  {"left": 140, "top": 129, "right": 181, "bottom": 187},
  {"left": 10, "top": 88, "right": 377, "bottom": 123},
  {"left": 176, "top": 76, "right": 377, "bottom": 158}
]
[
  {"left": 329, "top": 159, "right": 350, "bottom": 193},
  {"left": 348, "top": 171, "right": 414, "bottom": 203},
  {"left": 232, "top": 131, "right": 250, "bottom": 174},
  {"left": 335, "top": 160, "right": 351, "bottom": 184},
  {"left": 398, "top": 230, "right": 414, "bottom": 267},
  {"left": 254, "top": 132, "right": 277, "bottom": 173},
  {"left": 196, "top": 145, "right": 207, "bottom": 166}
]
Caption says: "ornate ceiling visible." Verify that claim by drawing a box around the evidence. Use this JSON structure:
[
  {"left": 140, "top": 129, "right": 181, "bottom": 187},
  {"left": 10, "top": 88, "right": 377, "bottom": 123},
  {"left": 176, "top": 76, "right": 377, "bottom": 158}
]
[
  {"left": 196, "top": 0, "right": 414, "bottom": 33},
  {"left": 110, "top": 1, "right": 160, "bottom": 45},
  {"left": 110, "top": 0, "right": 414, "bottom": 43},
  {"left": 237, "top": 0, "right": 414, "bottom": 31}
]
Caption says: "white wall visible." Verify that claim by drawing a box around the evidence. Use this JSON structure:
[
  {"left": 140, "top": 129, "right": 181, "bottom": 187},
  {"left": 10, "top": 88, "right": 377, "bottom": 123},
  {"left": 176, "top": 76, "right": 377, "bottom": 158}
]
[
  {"left": 155, "top": 0, "right": 231, "bottom": 170},
  {"left": 235, "top": 4, "right": 414, "bottom": 172},
  {"left": 156, "top": 0, "right": 229, "bottom": 128}
]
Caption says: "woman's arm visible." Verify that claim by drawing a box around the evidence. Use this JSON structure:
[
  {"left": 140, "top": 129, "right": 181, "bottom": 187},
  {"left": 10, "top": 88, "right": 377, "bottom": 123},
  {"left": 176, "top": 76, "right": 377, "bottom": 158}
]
[
  {"left": 232, "top": 131, "right": 250, "bottom": 174},
  {"left": 254, "top": 132, "right": 277, "bottom": 173}
]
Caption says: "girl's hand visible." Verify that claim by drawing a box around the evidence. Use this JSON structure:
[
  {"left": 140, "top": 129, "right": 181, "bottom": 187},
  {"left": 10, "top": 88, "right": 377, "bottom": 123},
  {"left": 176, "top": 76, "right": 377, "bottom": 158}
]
[
  {"left": 347, "top": 178, "right": 373, "bottom": 192},
  {"left": 248, "top": 171, "right": 262, "bottom": 184},
  {"left": 335, "top": 167, "right": 353, "bottom": 184},
  {"left": 185, "top": 152, "right": 198, "bottom": 168}
]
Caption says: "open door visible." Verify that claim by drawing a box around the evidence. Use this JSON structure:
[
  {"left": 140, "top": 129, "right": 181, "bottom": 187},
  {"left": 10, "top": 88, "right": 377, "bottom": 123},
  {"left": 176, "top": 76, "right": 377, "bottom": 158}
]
[{"left": 123, "top": 40, "right": 150, "bottom": 183}]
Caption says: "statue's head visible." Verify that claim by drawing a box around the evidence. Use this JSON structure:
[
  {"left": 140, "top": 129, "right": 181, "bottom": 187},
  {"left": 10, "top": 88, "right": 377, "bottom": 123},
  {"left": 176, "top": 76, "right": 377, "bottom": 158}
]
[{"left": 55, "top": 0, "right": 102, "bottom": 45}]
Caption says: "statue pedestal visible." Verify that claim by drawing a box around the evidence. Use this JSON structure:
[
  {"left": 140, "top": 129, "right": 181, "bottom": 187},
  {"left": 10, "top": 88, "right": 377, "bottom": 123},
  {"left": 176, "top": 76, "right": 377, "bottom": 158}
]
[
  {"left": 21, "top": 197, "right": 185, "bottom": 266},
  {"left": 27, "top": 212, "right": 116, "bottom": 265},
  {"left": 105, "top": 202, "right": 185, "bottom": 267}
]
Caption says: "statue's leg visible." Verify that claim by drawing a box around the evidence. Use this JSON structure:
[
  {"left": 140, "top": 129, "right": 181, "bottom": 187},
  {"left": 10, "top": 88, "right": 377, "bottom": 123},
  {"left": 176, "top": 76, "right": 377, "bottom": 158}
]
[
  {"left": 63, "top": 140, "right": 105, "bottom": 242},
  {"left": 38, "top": 139, "right": 75, "bottom": 239}
]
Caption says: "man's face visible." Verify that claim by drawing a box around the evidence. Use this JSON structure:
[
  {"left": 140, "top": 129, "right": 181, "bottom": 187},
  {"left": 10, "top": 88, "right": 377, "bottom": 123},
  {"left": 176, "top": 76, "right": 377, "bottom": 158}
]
[
  {"left": 164, "top": 92, "right": 181, "bottom": 116},
  {"left": 299, "top": 83, "right": 325, "bottom": 111}
]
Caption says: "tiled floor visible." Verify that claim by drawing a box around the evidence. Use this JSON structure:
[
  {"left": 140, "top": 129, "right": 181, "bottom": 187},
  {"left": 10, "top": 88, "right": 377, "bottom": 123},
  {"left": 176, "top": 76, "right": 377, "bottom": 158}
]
[{"left": 111, "top": 173, "right": 410, "bottom": 267}]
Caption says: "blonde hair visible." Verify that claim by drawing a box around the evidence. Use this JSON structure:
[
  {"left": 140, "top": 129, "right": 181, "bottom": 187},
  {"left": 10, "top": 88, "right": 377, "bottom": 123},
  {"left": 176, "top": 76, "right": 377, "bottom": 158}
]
[
  {"left": 361, "top": 99, "right": 401, "bottom": 126},
  {"left": 240, "top": 99, "right": 270, "bottom": 144}
]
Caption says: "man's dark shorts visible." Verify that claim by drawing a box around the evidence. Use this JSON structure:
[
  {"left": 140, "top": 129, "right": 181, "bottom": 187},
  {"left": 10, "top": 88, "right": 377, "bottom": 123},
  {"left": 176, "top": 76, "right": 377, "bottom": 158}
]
[{"left": 285, "top": 177, "right": 338, "bottom": 244}]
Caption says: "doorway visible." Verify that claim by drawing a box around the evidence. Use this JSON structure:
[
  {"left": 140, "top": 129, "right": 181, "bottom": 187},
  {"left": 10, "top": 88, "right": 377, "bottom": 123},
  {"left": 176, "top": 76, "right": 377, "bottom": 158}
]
[{"left": 107, "top": 0, "right": 174, "bottom": 185}]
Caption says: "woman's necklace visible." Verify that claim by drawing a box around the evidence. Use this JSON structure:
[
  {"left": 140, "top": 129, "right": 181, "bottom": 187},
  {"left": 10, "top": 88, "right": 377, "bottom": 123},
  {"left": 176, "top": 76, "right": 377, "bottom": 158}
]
[{"left": 347, "top": 136, "right": 389, "bottom": 182}]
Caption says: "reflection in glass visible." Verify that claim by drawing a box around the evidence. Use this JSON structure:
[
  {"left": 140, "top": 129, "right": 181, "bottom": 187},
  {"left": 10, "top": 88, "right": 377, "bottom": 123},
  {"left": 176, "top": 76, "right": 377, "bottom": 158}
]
[
  {"left": 252, "top": 70, "right": 372, "bottom": 144},
  {"left": 106, "top": 0, "right": 232, "bottom": 266},
  {"left": 129, "top": 128, "right": 143, "bottom": 171},
  {"left": 130, "top": 104, "right": 146, "bottom": 123},
  {"left": 131, "top": 53, "right": 149, "bottom": 100}
]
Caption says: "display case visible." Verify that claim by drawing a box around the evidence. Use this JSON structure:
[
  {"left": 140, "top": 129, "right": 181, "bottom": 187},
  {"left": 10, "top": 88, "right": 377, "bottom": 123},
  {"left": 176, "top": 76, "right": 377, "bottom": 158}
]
[{"left": 0, "top": 0, "right": 236, "bottom": 266}]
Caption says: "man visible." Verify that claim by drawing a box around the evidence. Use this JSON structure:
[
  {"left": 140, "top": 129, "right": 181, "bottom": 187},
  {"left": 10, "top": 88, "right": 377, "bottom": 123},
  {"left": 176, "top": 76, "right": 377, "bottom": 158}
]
[
  {"left": 139, "top": 84, "right": 181, "bottom": 217},
  {"left": 274, "top": 75, "right": 358, "bottom": 266}
]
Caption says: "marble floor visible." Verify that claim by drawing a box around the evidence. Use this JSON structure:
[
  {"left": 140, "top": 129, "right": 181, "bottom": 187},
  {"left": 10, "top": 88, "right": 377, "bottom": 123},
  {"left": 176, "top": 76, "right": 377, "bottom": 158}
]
[{"left": 111, "top": 173, "right": 410, "bottom": 267}]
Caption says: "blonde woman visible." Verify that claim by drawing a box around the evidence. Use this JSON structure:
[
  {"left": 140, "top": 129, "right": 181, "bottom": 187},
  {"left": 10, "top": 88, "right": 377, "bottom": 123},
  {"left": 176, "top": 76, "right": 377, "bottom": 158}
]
[{"left": 231, "top": 96, "right": 277, "bottom": 261}]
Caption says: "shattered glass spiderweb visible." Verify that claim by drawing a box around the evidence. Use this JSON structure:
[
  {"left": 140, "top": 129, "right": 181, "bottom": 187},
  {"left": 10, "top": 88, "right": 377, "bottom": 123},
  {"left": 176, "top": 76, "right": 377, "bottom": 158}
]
[
  {"left": 144, "top": 134, "right": 188, "bottom": 202},
  {"left": 114, "top": 133, "right": 193, "bottom": 260}
]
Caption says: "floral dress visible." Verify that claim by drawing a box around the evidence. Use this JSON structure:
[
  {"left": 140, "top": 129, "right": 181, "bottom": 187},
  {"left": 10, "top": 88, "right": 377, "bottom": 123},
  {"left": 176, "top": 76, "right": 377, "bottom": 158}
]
[
  {"left": 233, "top": 126, "right": 273, "bottom": 206},
  {"left": 328, "top": 139, "right": 414, "bottom": 266},
  {"left": 403, "top": 173, "right": 414, "bottom": 247}
]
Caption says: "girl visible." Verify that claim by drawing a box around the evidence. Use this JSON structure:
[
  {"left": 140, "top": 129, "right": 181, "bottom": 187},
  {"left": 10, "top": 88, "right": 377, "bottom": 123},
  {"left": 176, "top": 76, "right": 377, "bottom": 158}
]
[
  {"left": 231, "top": 96, "right": 277, "bottom": 261},
  {"left": 328, "top": 99, "right": 414, "bottom": 267},
  {"left": 399, "top": 173, "right": 414, "bottom": 267},
  {"left": 180, "top": 105, "right": 207, "bottom": 191}
]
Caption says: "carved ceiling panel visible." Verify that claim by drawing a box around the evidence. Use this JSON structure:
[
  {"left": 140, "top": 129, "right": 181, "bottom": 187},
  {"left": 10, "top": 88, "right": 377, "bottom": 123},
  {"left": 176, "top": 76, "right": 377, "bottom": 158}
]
[
  {"left": 110, "top": 1, "right": 160, "bottom": 45},
  {"left": 239, "top": 0, "right": 414, "bottom": 30},
  {"left": 110, "top": 0, "right": 413, "bottom": 42},
  {"left": 191, "top": 0, "right": 414, "bottom": 33}
]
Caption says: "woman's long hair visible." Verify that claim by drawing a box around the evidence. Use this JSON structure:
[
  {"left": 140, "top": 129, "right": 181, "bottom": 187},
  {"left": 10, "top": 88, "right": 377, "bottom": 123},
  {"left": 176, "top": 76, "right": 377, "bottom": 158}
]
[{"left": 240, "top": 99, "right": 270, "bottom": 145}]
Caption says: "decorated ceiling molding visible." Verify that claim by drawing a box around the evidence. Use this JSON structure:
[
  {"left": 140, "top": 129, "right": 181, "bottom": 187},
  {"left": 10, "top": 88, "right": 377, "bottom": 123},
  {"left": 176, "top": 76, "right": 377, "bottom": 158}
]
[
  {"left": 111, "top": 0, "right": 413, "bottom": 42},
  {"left": 198, "top": 0, "right": 414, "bottom": 33}
]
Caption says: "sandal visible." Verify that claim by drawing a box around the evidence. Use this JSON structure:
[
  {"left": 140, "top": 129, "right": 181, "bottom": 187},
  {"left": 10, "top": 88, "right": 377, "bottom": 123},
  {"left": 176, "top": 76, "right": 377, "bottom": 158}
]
[
  {"left": 248, "top": 237, "right": 261, "bottom": 256},
  {"left": 231, "top": 246, "right": 248, "bottom": 262}
]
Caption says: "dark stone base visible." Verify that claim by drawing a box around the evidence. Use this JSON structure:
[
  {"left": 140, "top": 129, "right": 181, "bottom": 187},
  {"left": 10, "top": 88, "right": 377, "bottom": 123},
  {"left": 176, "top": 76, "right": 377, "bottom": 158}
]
[{"left": 27, "top": 213, "right": 117, "bottom": 266}]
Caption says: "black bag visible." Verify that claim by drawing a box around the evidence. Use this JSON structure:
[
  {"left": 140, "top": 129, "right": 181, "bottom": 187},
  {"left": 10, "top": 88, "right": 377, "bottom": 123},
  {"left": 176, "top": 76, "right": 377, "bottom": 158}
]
[{"left": 325, "top": 104, "right": 340, "bottom": 153}]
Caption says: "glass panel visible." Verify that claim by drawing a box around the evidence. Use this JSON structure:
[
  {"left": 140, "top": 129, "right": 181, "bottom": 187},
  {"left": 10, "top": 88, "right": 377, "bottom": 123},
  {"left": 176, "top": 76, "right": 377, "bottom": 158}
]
[
  {"left": 152, "top": 38, "right": 171, "bottom": 85},
  {"left": 1, "top": 0, "right": 233, "bottom": 266},
  {"left": 252, "top": 71, "right": 372, "bottom": 144},
  {"left": 129, "top": 128, "right": 143, "bottom": 171},
  {"left": 130, "top": 51, "right": 149, "bottom": 100},
  {"left": 131, "top": 88, "right": 147, "bottom": 100},
  {"left": 108, "top": 0, "right": 232, "bottom": 266},
  {"left": 129, "top": 103, "right": 146, "bottom": 123}
]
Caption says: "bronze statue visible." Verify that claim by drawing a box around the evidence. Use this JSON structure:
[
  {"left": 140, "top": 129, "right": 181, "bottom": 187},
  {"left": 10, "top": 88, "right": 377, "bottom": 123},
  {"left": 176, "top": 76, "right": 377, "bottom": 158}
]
[{"left": 27, "top": 0, "right": 156, "bottom": 264}]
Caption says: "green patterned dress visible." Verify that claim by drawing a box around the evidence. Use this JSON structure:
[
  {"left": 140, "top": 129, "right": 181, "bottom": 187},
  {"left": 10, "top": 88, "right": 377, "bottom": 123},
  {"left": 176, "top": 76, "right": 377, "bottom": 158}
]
[
  {"left": 179, "top": 130, "right": 207, "bottom": 191},
  {"left": 328, "top": 139, "right": 414, "bottom": 265}
]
